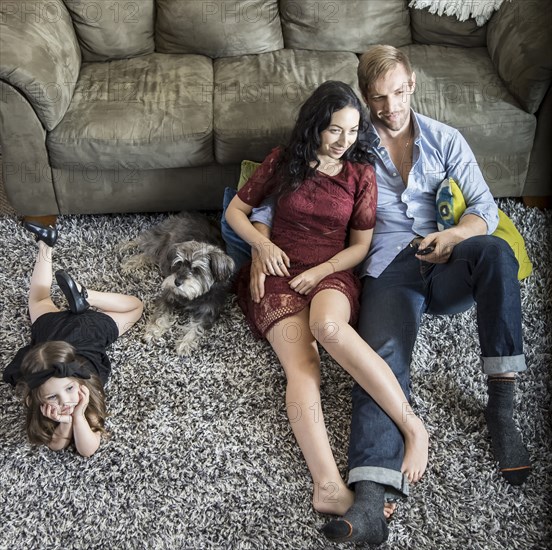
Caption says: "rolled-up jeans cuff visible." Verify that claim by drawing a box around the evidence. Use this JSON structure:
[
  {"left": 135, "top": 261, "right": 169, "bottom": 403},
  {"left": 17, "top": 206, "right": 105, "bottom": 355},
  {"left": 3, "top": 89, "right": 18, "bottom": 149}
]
[
  {"left": 348, "top": 466, "right": 409, "bottom": 499},
  {"left": 481, "top": 354, "right": 526, "bottom": 375}
]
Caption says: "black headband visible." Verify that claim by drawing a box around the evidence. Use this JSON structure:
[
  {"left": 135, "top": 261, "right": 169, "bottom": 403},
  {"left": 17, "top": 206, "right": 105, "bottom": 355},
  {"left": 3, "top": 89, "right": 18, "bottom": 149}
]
[{"left": 24, "top": 361, "right": 91, "bottom": 390}]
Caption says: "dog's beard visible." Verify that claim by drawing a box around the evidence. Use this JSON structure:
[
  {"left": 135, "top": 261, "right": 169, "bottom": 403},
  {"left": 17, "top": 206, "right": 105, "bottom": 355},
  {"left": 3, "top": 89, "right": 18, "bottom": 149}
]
[{"left": 161, "top": 270, "right": 214, "bottom": 301}]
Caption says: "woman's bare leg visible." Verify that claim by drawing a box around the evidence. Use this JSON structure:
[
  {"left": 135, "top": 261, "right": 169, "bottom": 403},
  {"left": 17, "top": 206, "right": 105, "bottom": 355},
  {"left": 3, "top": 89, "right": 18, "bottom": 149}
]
[
  {"left": 310, "top": 290, "right": 428, "bottom": 483},
  {"left": 267, "top": 308, "right": 353, "bottom": 515}
]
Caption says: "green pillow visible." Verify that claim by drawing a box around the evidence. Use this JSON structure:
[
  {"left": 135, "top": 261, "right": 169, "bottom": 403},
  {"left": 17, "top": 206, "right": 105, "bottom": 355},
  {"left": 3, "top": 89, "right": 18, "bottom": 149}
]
[
  {"left": 237, "top": 160, "right": 261, "bottom": 191},
  {"left": 436, "top": 178, "right": 532, "bottom": 280}
]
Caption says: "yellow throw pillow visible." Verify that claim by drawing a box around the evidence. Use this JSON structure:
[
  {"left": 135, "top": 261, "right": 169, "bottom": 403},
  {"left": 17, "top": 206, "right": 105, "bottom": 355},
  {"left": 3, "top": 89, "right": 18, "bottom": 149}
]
[
  {"left": 237, "top": 160, "right": 261, "bottom": 191},
  {"left": 436, "top": 178, "right": 532, "bottom": 280}
]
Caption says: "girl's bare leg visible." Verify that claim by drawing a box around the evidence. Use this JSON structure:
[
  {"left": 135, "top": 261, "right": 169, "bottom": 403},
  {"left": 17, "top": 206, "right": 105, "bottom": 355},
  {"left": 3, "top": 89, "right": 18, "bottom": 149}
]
[
  {"left": 310, "top": 290, "right": 428, "bottom": 484},
  {"left": 27, "top": 235, "right": 142, "bottom": 335},
  {"left": 28, "top": 241, "right": 60, "bottom": 323},
  {"left": 84, "top": 289, "right": 143, "bottom": 336},
  {"left": 267, "top": 308, "right": 354, "bottom": 515},
  {"left": 54, "top": 272, "right": 143, "bottom": 336}
]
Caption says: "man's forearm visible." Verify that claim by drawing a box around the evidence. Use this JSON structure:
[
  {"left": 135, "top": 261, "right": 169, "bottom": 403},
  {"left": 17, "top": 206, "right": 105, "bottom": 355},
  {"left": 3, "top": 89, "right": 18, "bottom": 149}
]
[
  {"left": 448, "top": 213, "right": 488, "bottom": 240},
  {"left": 252, "top": 222, "right": 271, "bottom": 242}
]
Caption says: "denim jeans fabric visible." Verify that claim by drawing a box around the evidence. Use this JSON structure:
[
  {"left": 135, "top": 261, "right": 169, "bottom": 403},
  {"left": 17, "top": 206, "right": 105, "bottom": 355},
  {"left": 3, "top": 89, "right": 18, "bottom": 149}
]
[
  {"left": 349, "top": 235, "right": 525, "bottom": 497},
  {"left": 221, "top": 187, "right": 252, "bottom": 271}
]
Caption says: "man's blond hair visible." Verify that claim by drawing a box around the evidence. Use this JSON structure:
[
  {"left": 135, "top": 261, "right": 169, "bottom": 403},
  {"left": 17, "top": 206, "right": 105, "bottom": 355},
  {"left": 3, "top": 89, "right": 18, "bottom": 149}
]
[{"left": 358, "top": 45, "right": 414, "bottom": 98}]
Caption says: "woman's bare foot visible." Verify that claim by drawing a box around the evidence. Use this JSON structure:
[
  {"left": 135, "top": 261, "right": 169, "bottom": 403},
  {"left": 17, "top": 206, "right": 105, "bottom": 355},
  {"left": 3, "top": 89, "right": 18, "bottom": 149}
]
[
  {"left": 401, "top": 415, "right": 429, "bottom": 483},
  {"left": 383, "top": 501, "right": 397, "bottom": 519},
  {"left": 313, "top": 483, "right": 398, "bottom": 519},
  {"left": 313, "top": 481, "right": 354, "bottom": 516}
]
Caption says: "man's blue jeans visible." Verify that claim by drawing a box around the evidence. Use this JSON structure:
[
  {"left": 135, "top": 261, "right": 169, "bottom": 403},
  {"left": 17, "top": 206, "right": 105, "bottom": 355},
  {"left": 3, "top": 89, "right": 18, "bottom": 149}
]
[
  {"left": 221, "top": 187, "right": 251, "bottom": 271},
  {"left": 348, "top": 235, "right": 526, "bottom": 497}
]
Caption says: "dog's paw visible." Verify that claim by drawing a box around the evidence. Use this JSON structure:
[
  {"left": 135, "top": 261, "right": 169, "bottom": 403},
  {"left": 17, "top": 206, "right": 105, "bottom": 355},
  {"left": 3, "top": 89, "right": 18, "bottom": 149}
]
[
  {"left": 174, "top": 330, "right": 202, "bottom": 356},
  {"left": 144, "top": 324, "right": 164, "bottom": 343},
  {"left": 175, "top": 339, "right": 198, "bottom": 356}
]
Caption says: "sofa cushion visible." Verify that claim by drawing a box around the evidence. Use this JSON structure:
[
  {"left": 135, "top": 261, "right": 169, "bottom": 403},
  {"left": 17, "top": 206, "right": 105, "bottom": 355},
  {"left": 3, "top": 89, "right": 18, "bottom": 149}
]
[
  {"left": 63, "top": 0, "right": 155, "bottom": 61},
  {"left": 404, "top": 45, "right": 536, "bottom": 196},
  {"left": 47, "top": 53, "right": 214, "bottom": 170},
  {"left": 0, "top": 0, "right": 81, "bottom": 131},
  {"left": 214, "top": 49, "right": 361, "bottom": 164},
  {"left": 280, "top": 0, "right": 411, "bottom": 52},
  {"left": 410, "top": 7, "right": 487, "bottom": 47},
  {"left": 156, "top": 0, "right": 283, "bottom": 57},
  {"left": 487, "top": 0, "right": 552, "bottom": 114}
]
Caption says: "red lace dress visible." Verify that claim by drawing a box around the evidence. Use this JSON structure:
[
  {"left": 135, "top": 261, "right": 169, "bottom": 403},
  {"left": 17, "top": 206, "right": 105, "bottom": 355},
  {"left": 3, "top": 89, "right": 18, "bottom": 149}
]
[{"left": 236, "top": 147, "right": 377, "bottom": 339}]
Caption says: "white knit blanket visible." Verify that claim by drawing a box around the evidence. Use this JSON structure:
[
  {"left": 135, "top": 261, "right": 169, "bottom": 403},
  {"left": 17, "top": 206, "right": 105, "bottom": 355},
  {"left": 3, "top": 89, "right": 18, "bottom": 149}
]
[{"left": 408, "top": 0, "right": 511, "bottom": 26}]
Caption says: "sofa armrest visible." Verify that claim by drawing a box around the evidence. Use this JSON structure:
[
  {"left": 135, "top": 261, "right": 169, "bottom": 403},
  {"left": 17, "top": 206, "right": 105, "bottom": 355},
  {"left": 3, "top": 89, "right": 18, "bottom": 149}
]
[
  {"left": 0, "top": 81, "right": 59, "bottom": 215},
  {"left": 524, "top": 83, "right": 552, "bottom": 197},
  {"left": 487, "top": 0, "right": 552, "bottom": 114},
  {"left": 0, "top": 0, "right": 81, "bottom": 130}
]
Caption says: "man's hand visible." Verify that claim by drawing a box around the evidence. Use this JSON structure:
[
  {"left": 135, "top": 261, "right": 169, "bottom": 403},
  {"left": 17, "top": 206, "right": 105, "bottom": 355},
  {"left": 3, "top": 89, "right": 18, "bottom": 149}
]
[
  {"left": 250, "top": 253, "right": 267, "bottom": 303},
  {"left": 415, "top": 230, "right": 463, "bottom": 264},
  {"left": 416, "top": 214, "right": 488, "bottom": 263}
]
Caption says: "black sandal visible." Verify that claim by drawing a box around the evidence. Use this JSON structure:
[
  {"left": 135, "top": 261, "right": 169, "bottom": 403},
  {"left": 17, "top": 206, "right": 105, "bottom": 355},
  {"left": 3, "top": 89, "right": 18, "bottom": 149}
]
[
  {"left": 23, "top": 221, "right": 58, "bottom": 247},
  {"left": 55, "top": 270, "right": 89, "bottom": 314}
]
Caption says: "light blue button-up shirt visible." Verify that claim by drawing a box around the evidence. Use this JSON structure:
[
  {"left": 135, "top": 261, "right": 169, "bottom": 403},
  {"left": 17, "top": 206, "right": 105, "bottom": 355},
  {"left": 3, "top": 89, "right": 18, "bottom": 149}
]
[
  {"left": 249, "top": 110, "right": 499, "bottom": 278},
  {"left": 360, "top": 111, "right": 498, "bottom": 277}
]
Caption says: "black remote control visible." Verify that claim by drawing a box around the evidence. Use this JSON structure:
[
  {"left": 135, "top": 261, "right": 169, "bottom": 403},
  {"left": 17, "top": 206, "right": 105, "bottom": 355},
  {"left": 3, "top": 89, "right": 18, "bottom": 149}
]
[{"left": 416, "top": 245, "right": 435, "bottom": 256}]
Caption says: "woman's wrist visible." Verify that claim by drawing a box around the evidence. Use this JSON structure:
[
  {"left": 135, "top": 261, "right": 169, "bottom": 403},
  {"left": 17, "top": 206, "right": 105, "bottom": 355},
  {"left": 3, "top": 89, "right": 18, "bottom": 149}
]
[
  {"left": 325, "top": 259, "right": 337, "bottom": 274},
  {"left": 252, "top": 237, "right": 272, "bottom": 256}
]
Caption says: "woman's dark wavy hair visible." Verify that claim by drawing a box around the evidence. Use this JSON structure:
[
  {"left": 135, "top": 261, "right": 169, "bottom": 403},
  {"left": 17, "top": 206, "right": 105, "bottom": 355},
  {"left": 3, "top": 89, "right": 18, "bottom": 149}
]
[{"left": 270, "top": 80, "right": 373, "bottom": 198}]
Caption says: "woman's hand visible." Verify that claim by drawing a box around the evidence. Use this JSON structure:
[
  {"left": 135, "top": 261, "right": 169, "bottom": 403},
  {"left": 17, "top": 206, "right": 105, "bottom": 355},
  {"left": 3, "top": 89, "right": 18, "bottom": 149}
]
[
  {"left": 289, "top": 264, "right": 330, "bottom": 295},
  {"left": 41, "top": 403, "right": 73, "bottom": 424},
  {"left": 72, "top": 385, "right": 90, "bottom": 419},
  {"left": 255, "top": 241, "right": 290, "bottom": 277}
]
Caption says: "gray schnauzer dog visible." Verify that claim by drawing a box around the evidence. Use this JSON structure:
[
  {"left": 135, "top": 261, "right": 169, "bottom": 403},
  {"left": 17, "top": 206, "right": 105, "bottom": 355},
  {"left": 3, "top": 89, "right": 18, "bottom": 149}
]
[{"left": 122, "top": 212, "right": 235, "bottom": 355}]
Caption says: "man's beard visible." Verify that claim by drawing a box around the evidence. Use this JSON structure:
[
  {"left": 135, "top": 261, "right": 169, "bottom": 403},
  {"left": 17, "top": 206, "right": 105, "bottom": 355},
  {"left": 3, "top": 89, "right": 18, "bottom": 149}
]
[{"left": 378, "top": 109, "right": 409, "bottom": 132}]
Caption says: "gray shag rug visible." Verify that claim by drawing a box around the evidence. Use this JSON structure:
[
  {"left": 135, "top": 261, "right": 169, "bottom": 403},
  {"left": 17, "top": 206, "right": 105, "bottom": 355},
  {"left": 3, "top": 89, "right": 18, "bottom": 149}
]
[{"left": 0, "top": 199, "right": 550, "bottom": 550}]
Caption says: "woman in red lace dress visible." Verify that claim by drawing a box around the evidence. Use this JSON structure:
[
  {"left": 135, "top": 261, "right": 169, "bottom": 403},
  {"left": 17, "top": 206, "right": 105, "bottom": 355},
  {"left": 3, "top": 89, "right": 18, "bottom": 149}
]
[{"left": 225, "top": 81, "right": 428, "bottom": 518}]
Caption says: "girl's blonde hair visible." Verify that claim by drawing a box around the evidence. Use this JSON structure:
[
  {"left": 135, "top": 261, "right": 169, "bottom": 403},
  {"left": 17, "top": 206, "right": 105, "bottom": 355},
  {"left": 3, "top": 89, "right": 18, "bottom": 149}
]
[
  {"left": 17, "top": 341, "right": 107, "bottom": 445},
  {"left": 358, "top": 45, "right": 414, "bottom": 99}
]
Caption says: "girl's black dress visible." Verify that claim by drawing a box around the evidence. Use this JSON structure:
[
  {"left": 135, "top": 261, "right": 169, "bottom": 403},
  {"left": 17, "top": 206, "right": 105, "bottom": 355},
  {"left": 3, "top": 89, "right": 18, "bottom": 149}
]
[{"left": 3, "top": 310, "right": 119, "bottom": 387}]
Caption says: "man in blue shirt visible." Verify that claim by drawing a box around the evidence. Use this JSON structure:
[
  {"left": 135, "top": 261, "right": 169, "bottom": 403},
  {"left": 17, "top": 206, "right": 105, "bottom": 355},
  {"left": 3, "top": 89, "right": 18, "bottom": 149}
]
[{"left": 222, "top": 45, "right": 530, "bottom": 545}]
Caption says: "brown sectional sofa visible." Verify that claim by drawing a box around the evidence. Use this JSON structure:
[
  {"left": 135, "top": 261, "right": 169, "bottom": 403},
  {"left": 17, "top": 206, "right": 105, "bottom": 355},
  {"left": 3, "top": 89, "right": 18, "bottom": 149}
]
[{"left": 0, "top": 0, "right": 550, "bottom": 215}]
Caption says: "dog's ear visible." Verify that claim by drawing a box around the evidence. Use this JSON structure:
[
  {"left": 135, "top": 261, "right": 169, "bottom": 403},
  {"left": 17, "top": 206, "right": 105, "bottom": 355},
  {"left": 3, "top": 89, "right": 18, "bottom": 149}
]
[
  {"left": 162, "top": 243, "right": 181, "bottom": 273},
  {"left": 209, "top": 248, "right": 235, "bottom": 281},
  {"left": 167, "top": 244, "right": 178, "bottom": 263}
]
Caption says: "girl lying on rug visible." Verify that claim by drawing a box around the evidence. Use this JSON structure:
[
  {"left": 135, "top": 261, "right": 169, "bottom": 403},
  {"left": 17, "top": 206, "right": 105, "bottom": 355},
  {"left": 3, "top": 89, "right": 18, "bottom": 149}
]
[{"left": 3, "top": 222, "right": 143, "bottom": 457}]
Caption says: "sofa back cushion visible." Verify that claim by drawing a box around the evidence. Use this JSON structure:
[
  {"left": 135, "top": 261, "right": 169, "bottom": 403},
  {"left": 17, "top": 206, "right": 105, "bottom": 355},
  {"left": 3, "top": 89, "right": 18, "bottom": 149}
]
[
  {"left": 214, "top": 49, "right": 362, "bottom": 163},
  {"left": 487, "top": 0, "right": 552, "bottom": 114},
  {"left": 405, "top": 44, "right": 536, "bottom": 196},
  {"left": 63, "top": 0, "right": 155, "bottom": 61},
  {"left": 155, "top": 0, "right": 283, "bottom": 57},
  {"left": 280, "top": 0, "right": 411, "bottom": 52},
  {"left": 410, "top": 7, "right": 486, "bottom": 47}
]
